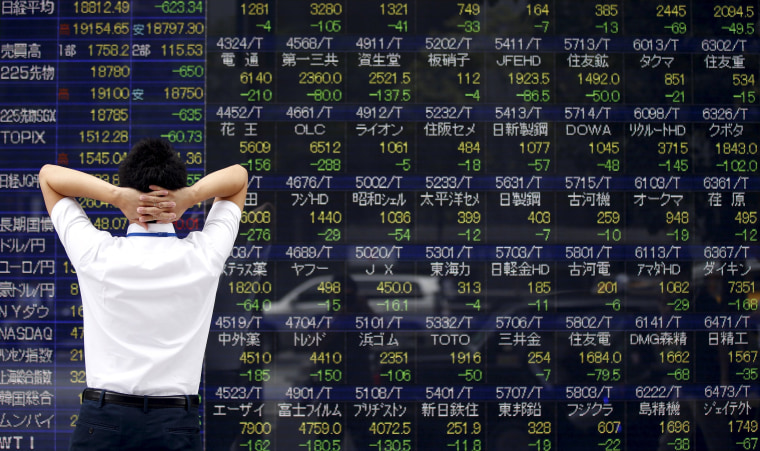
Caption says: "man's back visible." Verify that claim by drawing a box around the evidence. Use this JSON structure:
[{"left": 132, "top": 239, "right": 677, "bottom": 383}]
[
  {"left": 39, "top": 142, "right": 248, "bottom": 450},
  {"left": 52, "top": 198, "right": 241, "bottom": 395}
]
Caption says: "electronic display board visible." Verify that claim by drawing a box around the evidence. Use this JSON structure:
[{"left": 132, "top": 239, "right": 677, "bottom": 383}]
[{"left": 1, "top": 0, "right": 759, "bottom": 449}]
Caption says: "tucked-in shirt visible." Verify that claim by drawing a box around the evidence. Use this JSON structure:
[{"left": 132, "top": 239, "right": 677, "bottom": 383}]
[{"left": 51, "top": 198, "right": 240, "bottom": 396}]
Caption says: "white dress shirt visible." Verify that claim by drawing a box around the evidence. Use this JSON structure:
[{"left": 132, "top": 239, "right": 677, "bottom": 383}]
[{"left": 51, "top": 198, "right": 241, "bottom": 395}]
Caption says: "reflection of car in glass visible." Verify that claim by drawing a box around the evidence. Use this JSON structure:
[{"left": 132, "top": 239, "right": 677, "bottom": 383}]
[
  {"left": 266, "top": 273, "right": 448, "bottom": 316},
  {"left": 261, "top": 273, "right": 448, "bottom": 351}
]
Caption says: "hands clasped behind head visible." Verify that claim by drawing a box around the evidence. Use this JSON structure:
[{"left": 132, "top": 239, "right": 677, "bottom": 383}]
[{"left": 137, "top": 188, "right": 178, "bottom": 223}]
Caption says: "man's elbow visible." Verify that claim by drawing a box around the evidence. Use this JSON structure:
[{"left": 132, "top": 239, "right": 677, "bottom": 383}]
[
  {"left": 38, "top": 164, "right": 65, "bottom": 213},
  {"left": 38, "top": 164, "right": 54, "bottom": 182},
  {"left": 38, "top": 164, "right": 59, "bottom": 191},
  {"left": 235, "top": 164, "right": 249, "bottom": 184},
  {"left": 232, "top": 164, "right": 249, "bottom": 194}
]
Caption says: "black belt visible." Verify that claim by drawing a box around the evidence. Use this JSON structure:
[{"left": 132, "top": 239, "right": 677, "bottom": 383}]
[{"left": 83, "top": 388, "right": 200, "bottom": 409}]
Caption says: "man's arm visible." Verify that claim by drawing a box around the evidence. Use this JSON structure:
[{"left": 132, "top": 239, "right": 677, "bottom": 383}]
[
  {"left": 38, "top": 165, "right": 159, "bottom": 224},
  {"left": 137, "top": 165, "right": 248, "bottom": 221},
  {"left": 190, "top": 164, "right": 248, "bottom": 209}
]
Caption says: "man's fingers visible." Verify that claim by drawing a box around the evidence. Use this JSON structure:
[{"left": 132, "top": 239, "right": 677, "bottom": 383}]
[
  {"left": 155, "top": 211, "right": 177, "bottom": 222},
  {"left": 146, "top": 186, "right": 169, "bottom": 197},
  {"left": 137, "top": 206, "right": 174, "bottom": 216},
  {"left": 139, "top": 192, "right": 170, "bottom": 206},
  {"left": 137, "top": 209, "right": 176, "bottom": 223},
  {"left": 137, "top": 201, "right": 175, "bottom": 212},
  {"left": 153, "top": 201, "right": 176, "bottom": 209}
]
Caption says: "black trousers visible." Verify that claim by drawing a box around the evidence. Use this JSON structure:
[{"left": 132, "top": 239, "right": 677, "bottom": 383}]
[{"left": 69, "top": 397, "right": 202, "bottom": 451}]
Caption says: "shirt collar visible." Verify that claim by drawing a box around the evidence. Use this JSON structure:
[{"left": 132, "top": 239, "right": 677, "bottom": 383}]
[{"left": 126, "top": 222, "right": 177, "bottom": 237}]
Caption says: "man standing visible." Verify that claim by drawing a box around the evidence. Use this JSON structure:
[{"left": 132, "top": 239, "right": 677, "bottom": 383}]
[{"left": 39, "top": 138, "right": 248, "bottom": 450}]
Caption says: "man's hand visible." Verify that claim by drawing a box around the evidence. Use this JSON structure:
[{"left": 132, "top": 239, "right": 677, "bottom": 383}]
[
  {"left": 134, "top": 165, "right": 249, "bottom": 222},
  {"left": 114, "top": 187, "right": 151, "bottom": 227},
  {"left": 135, "top": 185, "right": 186, "bottom": 223}
]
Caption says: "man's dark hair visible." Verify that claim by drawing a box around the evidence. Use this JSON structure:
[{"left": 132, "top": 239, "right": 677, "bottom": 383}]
[{"left": 119, "top": 138, "right": 187, "bottom": 192}]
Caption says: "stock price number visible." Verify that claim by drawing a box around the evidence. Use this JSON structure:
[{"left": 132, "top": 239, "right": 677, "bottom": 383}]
[
  {"left": 729, "top": 419, "right": 759, "bottom": 433},
  {"left": 161, "top": 130, "right": 203, "bottom": 144},
  {"left": 79, "top": 150, "right": 127, "bottom": 165},
  {"left": 90, "top": 64, "right": 130, "bottom": 77},
  {"left": 240, "top": 141, "right": 272, "bottom": 154},
  {"left": 161, "top": 43, "right": 203, "bottom": 57},
  {"left": 229, "top": 281, "right": 273, "bottom": 295},
  {"left": 450, "top": 351, "right": 482, "bottom": 366},
  {"left": 447, "top": 422, "right": 483, "bottom": 451},
  {"left": 369, "top": 439, "right": 412, "bottom": 451},
  {"left": 597, "top": 421, "right": 623, "bottom": 451},
  {"left": 239, "top": 351, "right": 272, "bottom": 366},
  {"left": 509, "top": 72, "right": 550, "bottom": 85},
  {"left": 447, "top": 421, "right": 482, "bottom": 436},
  {"left": 240, "top": 2, "right": 269, "bottom": 15},
  {"left": 239, "top": 421, "right": 272, "bottom": 439},
  {"left": 447, "top": 439, "right": 482, "bottom": 451},
  {"left": 659, "top": 419, "right": 690, "bottom": 435},
  {"left": 91, "top": 86, "right": 130, "bottom": 100},
  {"left": 371, "top": 71, "right": 412, "bottom": 87},
  {"left": 79, "top": 129, "right": 128, "bottom": 144},
  {"left": 729, "top": 280, "right": 758, "bottom": 311},
  {"left": 594, "top": 3, "right": 619, "bottom": 34},
  {"left": 380, "top": 2, "right": 409, "bottom": 15},
  {"left": 528, "top": 421, "right": 551, "bottom": 435},
  {"left": 580, "top": 351, "right": 622, "bottom": 382},
  {"left": 156, "top": 1, "right": 203, "bottom": 14},
  {"left": 658, "top": 142, "right": 689, "bottom": 167},
  {"left": 298, "top": 439, "right": 340, "bottom": 451},
  {"left": 90, "top": 108, "right": 128, "bottom": 122},
  {"left": 242, "top": 158, "right": 272, "bottom": 172},
  {"left": 370, "top": 422, "right": 412, "bottom": 437},
  {"left": 310, "top": 351, "right": 342, "bottom": 365},
  {"left": 74, "top": 21, "right": 129, "bottom": 35},
  {"left": 665, "top": 211, "right": 690, "bottom": 225},
  {"left": 298, "top": 421, "right": 342, "bottom": 437},
  {"left": 165, "top": 86, "right": 204, "bottom": 100},
  {"left": 659, "top": 279, "right": 691, "bottom": 312},
  {"left": 727, "top": 275, "right": 758, "bottom": 311},
  {"left": 74, "top": 1, "right": 130, "bottom": 14},
  {"left": 92, "top": 216, "right": 128, "bottom": 231},
  {"left": 308, "top": 351, "right": 344, "bottom": 382},
  {"left": 728, "top": 350, "right": 758, "bottom": 381}
]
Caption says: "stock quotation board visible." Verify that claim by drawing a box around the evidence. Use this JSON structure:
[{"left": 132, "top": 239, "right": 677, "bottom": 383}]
[{"left": 1, "top": 0, "right": 759, "bottom": 449}]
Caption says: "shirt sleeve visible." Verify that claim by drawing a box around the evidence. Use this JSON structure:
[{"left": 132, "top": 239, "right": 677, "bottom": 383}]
[
  {"left": 197, "top": 200, "right": 242, "bottom": 263},
  {"left": 50, "top": 198, "right": 112, "bottom": 269}
]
